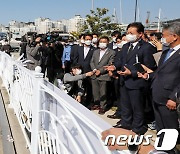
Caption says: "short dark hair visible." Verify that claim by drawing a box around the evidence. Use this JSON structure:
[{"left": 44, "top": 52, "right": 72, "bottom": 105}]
[
  {"left": 92, "top": 33, "right": 99, "bottom": 37},
  {"left": 116, "top": 35, "right": 122, "bottom": 41},
  {"left": 111, "top": 31, "right": 121, "bottom": 37},
  {"left": 84, "top": 33, "right": 93, "bottom": 39},
  {"left": 127, "top": 22, "right": 145, "bottom": 33},
  {"left": 99, "top": 36, "right": 110, "bottom": 42},
  {"left": 143, "top": 33, "right": 150, "bottom": 41},
  {"left": 121, "top": 33, "right": 126, "bottom": 37},
  {"left": 71, "top": 64, "right": 82, "bottom": 70},
  {"left": 150, "top": 32, "right": 156, "bottom": 37},
  {"left": 79, "top": 34, "right": 85, "bottom": 39},
  {"left": 155, "top": 32, "right": 162, "bottom": 40}
]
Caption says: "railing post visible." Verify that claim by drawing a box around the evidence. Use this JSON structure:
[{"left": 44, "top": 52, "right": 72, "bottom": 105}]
[{"left": 31, "top": 71, "right": 44, "bottom": 154}]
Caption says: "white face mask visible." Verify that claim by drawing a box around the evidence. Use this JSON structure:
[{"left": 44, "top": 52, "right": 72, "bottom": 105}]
[
  {"left": 4, "top": 42, "right": 8, "bottom": 45},
  {"left": 126, "top": 34, "right": 137, "bottom": 42},
  {"left": 112, "top": 37, "right": 117, "bottom": 42},
  {"left": 116, "top": 43, "right": 123, "bottom": 49},
  {"left": 99, "top": 43, "right": 107, "bottom": 49},
  {"left": 84, "top": 40, "right": 92, "bottom": 46},
  {"left": 92, "top": 38, "right": 98, "bottom": 43},
  {"left": 76, "top": 69, "right": 82, "bottom": 75},
  {"left": 161, "top": 37, "right": 171, "bottom": 46},
  {"left": 161, "top": 37, "right": 173, "bottom": 46},
  {"left": 81, "top": 39, "right": 85, "bottom": 44},
  {"left": 161, "top": 38, "right": 166, "bottom": 44},
  {"left": 121, "top": 41, "right": 127, "bottom": 46}
]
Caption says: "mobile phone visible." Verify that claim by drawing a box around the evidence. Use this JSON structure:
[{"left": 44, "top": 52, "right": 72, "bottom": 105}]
[{"left": 133, "top": 62, "right": 146, "bottom": 74}]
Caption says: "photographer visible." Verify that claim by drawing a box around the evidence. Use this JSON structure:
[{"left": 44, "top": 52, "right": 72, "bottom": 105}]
[
  {"left": 46, "top": 39, "right": 63, "bottom": 83},
  {"left": 26, "top": 35, "right": 42, "bottom": 70},
  {"left": 1, "top": 39, "right": 12, "bottom": 56},
  {"left": 39, "top": 37, "right": 50, "bottom": 75},
  {"left": 19, "top": 35, "right": 28, "bottom": 58},
  {"left": 63, "top": 64, "right": 94, "bottom": 103}
]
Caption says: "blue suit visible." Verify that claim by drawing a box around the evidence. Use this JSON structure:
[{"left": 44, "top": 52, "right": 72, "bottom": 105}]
[
  {"left": 114, "top": 39, "right": 157, "bottom": 134},
  {"left": 151, "top": 48, "right": 180, "bottom": 132}
]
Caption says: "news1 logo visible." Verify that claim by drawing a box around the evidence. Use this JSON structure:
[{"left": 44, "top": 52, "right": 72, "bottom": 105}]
[
  {"left": 154, "top": 129, "right": 178, "bottom": 150},
  {"left": 104, "top": 129, "right": 179, "bottom": 151}
]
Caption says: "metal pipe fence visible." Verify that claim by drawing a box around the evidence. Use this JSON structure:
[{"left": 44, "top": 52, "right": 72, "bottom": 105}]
[{"left": 0, "top": 52, "right": 128, "bottom": 154}]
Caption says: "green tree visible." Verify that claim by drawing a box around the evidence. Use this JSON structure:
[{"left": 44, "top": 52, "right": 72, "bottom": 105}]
[{"left": 80, "top": 8, "right": 121, "bottom": 35}]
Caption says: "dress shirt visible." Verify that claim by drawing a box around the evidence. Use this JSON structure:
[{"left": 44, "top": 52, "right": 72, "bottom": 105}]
[
  {"left": 84, "top": 46, "right": 90, "bottom": 59},
  {"left": 171, "top": 44, "right": 180, "bottom": 57},
  {"left": 99, "top": 48, "right": 108, "bottom": 62},
  {"left": 113, "top": 42, "right": 117, "bottom": 50},
  {"left": 131, "top": 41, "right": 138, "bottom": 49},
  {"left": 62, "top": 45, "right": 71, "bottom": 65}
]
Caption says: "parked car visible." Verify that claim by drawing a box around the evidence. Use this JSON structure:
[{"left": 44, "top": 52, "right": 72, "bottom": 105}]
[{"left": 10, "top": 38, "right": 21, "bottom": 52}]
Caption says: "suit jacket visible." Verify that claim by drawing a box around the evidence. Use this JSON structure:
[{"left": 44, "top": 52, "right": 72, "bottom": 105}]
[
  {"left": 70, "top": 44, "right": 79, "bottom": 64},
  {"left": 114, "top": 39, "right": 157, "bottom": 89},
  {"left": 75, "top": 45, "right": 95, "bottom": 73},
  {"left": 108, "top": 42, "right": 114, "bottom": 50},
  {"left": 151, "top": 48, "right": 180, "bottom": 105},
  {"left": 90, "top": 48, "right": 115, "bottom": 81}
]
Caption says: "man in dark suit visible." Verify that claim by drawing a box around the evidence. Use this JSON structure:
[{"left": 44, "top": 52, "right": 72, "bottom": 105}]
[
  {"left": 107, "top": 35, "right": 124, "bottom": 119},
  {"left": 140, "top": 22, "right": 180, "bottom": 133},
  {"left": 90, "top": 36, "right": 115, "bottom": 114},
  {"left": 105, "top": 22, "right": 157, "bottom": 135},
  {"left": 74, "top": 34, "right": 95, "bottom": 107},
  {"left": 108, "top": 31, "right": 121, "bottom": 50},
  {"left": 139, "top": 23, "right": 180, "bottom": 151},
  {"left": 70, "top": 34, "right": 85, "bottom": 65}
]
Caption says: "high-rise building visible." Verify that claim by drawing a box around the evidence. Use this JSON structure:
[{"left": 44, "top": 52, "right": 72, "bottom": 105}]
[{"left": 61, "top": 15, "right": 85, "bottom": 33}]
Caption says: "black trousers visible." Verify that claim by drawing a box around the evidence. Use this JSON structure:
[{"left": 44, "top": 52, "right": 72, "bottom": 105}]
[
  {"left": 120, "top": 85, "right": 146, "bottom": 134},
  {"left": 83, "top": 78, "right": 93, "bottom": 107}
]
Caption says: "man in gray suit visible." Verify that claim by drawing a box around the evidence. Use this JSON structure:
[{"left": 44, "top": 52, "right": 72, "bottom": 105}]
[{"left": 90, "top": 36, "right": 115, "bottom": 114}]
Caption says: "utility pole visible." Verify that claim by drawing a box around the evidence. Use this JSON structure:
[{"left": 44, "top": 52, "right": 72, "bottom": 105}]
[
  {"left": 134, "top": 0, "right": 138, "bottom": 22},
  {"left": 157, "top": 8, "right": 161, "bottom": 32},
  {"left": 92, "top": 0, "right": 94, "bottom": 11},
  {"left": 119, "top": 0, "right": 123, "bottom": 23}
]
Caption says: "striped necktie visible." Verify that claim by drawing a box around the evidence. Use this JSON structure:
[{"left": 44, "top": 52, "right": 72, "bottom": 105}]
[{"left": 127, "top": 44, "right": 134, "bottom": 54}]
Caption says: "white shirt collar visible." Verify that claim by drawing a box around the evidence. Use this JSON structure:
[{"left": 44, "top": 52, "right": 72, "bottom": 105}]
[
  {"left": 84, "top": 46, "right": 90, "bottom": 58},
  {"left": 172, "top": 44, "right": 180, "bottom": 51},
  {"left": 131, "top": 41, "right": 138, "bottom": 49},
  {"left": 169, "top": 44, "right": 180, "bottom": 57},
  {"left": 99, "top": 48, "right": 108, "bottom": 61}
]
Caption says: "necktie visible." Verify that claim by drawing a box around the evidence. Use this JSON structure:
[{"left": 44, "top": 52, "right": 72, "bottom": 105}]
[
  {"left": 163, "top": 48, "right": 174, "bottom": 63},
  {"left": 127, "top": 44, "right": 134, "bottom": 54}
]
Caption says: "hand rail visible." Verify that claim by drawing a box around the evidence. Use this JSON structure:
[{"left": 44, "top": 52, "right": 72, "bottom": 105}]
[{"left": 0, "top": 52, "right": 127, "bottom": 154}]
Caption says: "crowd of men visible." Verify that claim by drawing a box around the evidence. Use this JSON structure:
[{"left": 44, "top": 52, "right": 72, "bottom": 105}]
[{"left": 18, "top": 21, "right": 180, "bottom": 153}]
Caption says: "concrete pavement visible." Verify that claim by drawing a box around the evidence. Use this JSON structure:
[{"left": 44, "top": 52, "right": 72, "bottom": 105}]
[{"left": 0, "top": 78, "right": 30, "bottom": 154}]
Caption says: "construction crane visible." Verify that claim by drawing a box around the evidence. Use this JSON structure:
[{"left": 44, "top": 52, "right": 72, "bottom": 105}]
[{"left": 146, "top": 11, "right": 150, "bottom": 25}]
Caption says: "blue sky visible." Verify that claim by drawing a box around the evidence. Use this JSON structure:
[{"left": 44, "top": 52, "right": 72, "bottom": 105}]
[{"left": 0, "top": 0, "right": 179, "bottom": 25}]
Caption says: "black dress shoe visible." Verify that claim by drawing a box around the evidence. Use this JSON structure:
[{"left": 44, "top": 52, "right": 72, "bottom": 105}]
[
  {"left": 98, "top": 108, "right": 106, "bottom": 115},
  {"left": 107, "top": 113, "right": 121, "bottom": 119},
  {"left": 116, "top": 120, "right": 121, "bottom": 125},
  {"left": 91, "top": 105, "right": 100, "bottom": 110},
  {"left": 113, "top": 124, "right": 131, "bottom": 130},
  {"left": 113, "top": 124, "right": 123, "bottom": 128}
]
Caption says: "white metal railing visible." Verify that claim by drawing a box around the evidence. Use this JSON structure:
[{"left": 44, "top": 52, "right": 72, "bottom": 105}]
[{"left": 0, "top": 51, "right": 129, "bottom": 154}]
